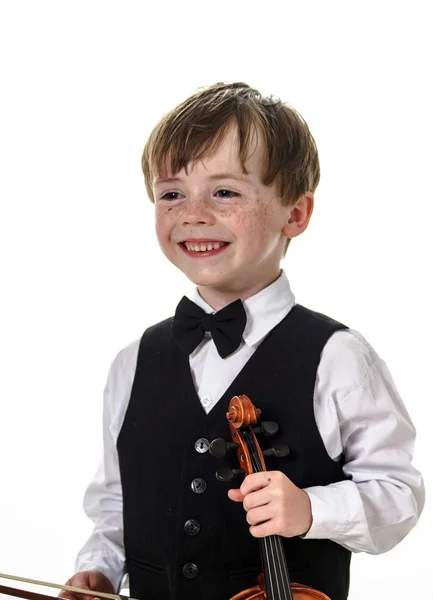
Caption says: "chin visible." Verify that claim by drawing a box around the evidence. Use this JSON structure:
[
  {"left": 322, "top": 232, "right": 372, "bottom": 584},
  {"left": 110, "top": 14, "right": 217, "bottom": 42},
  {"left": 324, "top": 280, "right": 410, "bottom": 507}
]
[{"left": 183, "top": 270, "right": 232, "bottom": 290}]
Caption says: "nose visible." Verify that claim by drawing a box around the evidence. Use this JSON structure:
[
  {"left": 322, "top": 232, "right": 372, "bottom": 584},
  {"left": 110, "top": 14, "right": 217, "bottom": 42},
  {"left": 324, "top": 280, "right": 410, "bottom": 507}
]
[{"left": 182, "top": 196, "right": 214, "bottom": 225}]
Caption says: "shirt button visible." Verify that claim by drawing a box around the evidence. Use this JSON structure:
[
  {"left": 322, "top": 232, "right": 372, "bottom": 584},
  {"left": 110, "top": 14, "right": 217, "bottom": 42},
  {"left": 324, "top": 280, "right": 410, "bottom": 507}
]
[
  {"left": 201, "top": 395, "right": 212, "bottom": 408},
  {"left": 191, "top": 478, "right": 207, "bottom": 494},
  {"left": 184, "top": 519, "right": 201, "bottom": 536},
  {"left": 182, "top": 562, "right": 199, "bottom": 579},
  {"left": 194, "top": 438, "right": 210, "bottom": 453}
]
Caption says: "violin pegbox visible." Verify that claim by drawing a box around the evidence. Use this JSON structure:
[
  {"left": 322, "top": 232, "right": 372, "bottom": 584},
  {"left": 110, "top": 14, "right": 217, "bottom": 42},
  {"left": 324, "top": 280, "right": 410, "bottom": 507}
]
[{"left": 209, "top": 395, "right": 289, "bottom": 480}]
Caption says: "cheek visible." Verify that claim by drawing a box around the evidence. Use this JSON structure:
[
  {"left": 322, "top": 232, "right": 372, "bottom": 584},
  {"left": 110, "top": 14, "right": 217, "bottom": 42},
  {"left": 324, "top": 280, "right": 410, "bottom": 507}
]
[
  {"left": 239, "top": 204, "right": 277, "bottom": 244},
  {"left": 155, "top": 207, "right": 175, "bottom": 237}
]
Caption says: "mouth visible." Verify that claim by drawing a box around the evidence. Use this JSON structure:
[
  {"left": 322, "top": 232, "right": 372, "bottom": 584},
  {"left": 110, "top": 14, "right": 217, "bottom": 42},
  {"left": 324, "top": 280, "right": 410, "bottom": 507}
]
[{"left": 179, "top": 240, "right": 230, "bottom": 257}]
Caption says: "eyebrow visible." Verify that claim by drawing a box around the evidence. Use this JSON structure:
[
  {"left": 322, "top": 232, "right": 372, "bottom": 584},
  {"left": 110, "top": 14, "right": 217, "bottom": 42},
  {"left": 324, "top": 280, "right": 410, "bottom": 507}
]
[{"left": 154, "top": 172, "right": 251, "bottom": 185}]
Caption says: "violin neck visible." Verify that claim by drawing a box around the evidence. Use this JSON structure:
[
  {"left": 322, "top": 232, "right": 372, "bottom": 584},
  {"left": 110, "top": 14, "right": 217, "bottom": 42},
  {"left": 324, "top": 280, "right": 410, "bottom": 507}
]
[{"left": 259, "top": 535, "right": 294, "bottom": 600}]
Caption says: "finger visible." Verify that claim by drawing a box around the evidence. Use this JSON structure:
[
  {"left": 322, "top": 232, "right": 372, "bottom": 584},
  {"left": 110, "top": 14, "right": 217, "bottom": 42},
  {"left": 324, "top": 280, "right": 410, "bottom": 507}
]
[
  {"left": 243, "top": 487, "right": 272, "bottom": 511},
  {"left": 59, "top": 581, "right": 93, "bottom": 600},
  {"left": 87, "top": 573, "right": 114, "bottom": 595},
  {"left": 58, "top": 592, "right": 94, "bottom": 600},
  {"left": 239, "top": 472, "right": 274, "bottom": 496},
  {"left": 58, "top": 593, "right": 86, "bottom": 600},
  {"left": 249, "top": 519, "right": 279, "bottom": 538},
  {"left": 228, "top": 488, "right": 244, "bottom": 502},
  {"left": 246, "top": 505, "right": 275, "bottom": 526}
]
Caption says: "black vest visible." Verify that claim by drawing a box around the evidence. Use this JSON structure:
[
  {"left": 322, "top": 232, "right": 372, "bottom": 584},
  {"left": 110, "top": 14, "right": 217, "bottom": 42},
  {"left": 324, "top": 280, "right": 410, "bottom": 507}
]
[{"left": 117, "top": 305, "right": 351, "bottom": 600}]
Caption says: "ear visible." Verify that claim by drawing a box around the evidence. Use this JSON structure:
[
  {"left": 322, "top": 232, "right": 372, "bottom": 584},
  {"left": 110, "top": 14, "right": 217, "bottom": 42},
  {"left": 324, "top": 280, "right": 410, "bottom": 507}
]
[{"left": 282, "top": 192, "right": 314, "bottom": 239}]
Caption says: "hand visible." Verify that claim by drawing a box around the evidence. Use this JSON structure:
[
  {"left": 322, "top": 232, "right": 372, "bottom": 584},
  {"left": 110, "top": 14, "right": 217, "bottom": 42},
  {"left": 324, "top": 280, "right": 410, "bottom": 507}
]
[
  {"left": 228, "top": 471, "right": 313, "bottom": 538},
  {"left": 58, "top": 571, "right": 114, "bottom": 600}
]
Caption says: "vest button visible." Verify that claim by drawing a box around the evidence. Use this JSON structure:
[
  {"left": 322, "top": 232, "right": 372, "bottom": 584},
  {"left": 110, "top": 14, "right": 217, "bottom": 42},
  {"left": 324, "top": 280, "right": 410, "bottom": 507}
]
[
  {"left": 194, "top": 438, "right": 210, "bottom": 453},
  {"left": 201, "top": 395, "right": 212, "bottom": 408},
  {"left": 191, "top": 478, "right": 207, "bottom": 494},
  {"left": 182, "top": 562, "right": 199, "bottom": 579},
  {"left": 184, "top": 519, "right": 201, "bottom": 536}
]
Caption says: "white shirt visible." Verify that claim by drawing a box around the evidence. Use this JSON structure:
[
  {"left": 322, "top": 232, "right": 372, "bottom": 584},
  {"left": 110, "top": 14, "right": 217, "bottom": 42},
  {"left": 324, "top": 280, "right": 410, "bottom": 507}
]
[{"left": 75, "top": 271, "right": 425, "bottom": 591}]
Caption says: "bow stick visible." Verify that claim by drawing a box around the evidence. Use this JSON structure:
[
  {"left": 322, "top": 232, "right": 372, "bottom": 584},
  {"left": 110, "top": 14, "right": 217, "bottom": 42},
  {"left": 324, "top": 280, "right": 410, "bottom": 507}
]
[{"left": 0, "top": 573, "right": 137, "bottom": 600}]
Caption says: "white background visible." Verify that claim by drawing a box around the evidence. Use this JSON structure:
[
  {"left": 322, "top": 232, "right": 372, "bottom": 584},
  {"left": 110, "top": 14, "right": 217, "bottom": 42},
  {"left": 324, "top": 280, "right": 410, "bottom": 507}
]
[{"left": 0, "top": 2, "right": 431, "bottom": 599}]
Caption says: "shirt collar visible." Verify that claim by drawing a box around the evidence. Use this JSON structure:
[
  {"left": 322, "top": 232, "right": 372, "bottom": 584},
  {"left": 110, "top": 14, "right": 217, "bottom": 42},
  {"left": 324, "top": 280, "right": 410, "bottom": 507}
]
[{"left": 191, "top": 270, "right": 296, "bottom": 347}]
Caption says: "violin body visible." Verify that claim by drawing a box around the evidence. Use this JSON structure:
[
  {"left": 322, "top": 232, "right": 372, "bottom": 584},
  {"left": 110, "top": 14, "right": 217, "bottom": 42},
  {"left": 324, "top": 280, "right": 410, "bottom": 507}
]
[{"left": 230, "top": 575, "right": 331, "bottom": 600}]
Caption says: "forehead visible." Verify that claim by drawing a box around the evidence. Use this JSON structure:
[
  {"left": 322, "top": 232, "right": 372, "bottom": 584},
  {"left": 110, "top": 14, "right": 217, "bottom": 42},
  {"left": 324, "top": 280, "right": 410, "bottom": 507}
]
[{"left": 153, "top": 123, "right": 265, "bottom": 184}]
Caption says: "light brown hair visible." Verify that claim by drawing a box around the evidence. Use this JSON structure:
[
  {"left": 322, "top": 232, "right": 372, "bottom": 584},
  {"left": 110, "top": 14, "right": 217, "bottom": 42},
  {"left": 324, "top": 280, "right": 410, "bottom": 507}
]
[{"left": 142, "top": 82, "right": 320, "bottom": 252}]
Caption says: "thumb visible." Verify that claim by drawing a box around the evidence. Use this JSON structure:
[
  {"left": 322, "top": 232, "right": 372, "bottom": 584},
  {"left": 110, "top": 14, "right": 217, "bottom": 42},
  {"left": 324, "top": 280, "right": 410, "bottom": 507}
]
[
  {"left": 228, "top": 488, "right": 244, "bottom": 502},
  {"left": 58, "top": 588, "right": 93, "bottom": 600},
  {"left": 57, "top": 593, "right": 91, "bottom": 600}
]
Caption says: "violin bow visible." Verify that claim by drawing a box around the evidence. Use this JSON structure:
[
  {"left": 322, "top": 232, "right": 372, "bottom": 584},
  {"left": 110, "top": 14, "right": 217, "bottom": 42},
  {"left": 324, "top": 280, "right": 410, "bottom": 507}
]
[{"left": 0, "top": 573, "right": 137, "bottom": 600}]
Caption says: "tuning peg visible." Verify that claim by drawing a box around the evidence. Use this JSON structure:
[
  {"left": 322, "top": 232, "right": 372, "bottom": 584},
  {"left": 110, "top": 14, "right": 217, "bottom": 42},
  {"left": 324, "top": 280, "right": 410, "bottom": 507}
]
[
  {"left": 262, "top": 444, "right": 290, "bottom": 458},
  {"left": 209, "top": 438, "right": 240, "bottom": 458},
  {"left": 252, "top": 421, "right": 279, "bottom": 436},
  {"left": 215, "top": 467, "right": 246, "bottom": 482}
]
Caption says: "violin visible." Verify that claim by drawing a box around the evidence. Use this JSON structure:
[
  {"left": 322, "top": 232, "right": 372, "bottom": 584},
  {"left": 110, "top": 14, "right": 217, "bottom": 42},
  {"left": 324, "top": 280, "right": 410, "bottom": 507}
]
[{"left": 210, "top": 394, "right": 331, "bottom": 600}]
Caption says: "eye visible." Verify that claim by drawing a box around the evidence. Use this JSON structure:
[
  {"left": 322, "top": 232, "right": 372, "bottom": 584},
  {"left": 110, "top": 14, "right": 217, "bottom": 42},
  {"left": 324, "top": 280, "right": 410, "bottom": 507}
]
[
  {"left": 215, "top": 189, "right": 239, "bottom": 198},
  {"left": 161, "top": 191, "right": 182, "bottom": 201}
]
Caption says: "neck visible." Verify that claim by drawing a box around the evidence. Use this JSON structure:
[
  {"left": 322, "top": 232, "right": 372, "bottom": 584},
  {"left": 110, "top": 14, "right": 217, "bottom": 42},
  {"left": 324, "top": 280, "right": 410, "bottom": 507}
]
[
  {"left": 259, "top": 536, "right": 293, "bottom": 600},
  {"left": 197, "top": 270, "right": 282, "bottom": 311}
]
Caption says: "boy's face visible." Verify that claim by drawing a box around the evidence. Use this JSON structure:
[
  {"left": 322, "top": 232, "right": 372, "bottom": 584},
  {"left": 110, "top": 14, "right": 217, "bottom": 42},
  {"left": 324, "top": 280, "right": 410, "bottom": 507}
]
[{"left": 153, "top": 124, "right": 308, "bottom": 307}]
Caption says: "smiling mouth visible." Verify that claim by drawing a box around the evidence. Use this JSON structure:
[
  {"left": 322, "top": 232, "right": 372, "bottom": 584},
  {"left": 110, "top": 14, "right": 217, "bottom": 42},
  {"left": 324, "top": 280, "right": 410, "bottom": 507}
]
[{"left": 180, "top": 241, "right": 230, "bottom": 253}]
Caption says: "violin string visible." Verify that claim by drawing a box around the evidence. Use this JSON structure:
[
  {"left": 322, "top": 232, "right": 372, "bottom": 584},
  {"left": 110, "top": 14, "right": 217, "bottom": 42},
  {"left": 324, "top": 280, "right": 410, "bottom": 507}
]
[
  {"left": 246, "top": 432, "right": 285, "bottom": 600},
  {"left": 244, "top": 430, "right": 292, "bottom": 600},
  {"left": 267, "top": 536, "right": 284, "bottom": 600},
  {"left": 270, "top": 533, "right": 291, "bottom": 599},
  {"left": 243, "top": 431, "right": 276, "bottom": 599},
  {"left": 249, "top": 430, "right": 293, "bottom": 600},
  {"left": 258, "top": 445, "right": 292, "bottom": 600},
  {"left": 276, "top": 536, "right": 292, "bottom": 599},
  {"left": 243, "top": 431, "right": 277, "bottom": 599}
]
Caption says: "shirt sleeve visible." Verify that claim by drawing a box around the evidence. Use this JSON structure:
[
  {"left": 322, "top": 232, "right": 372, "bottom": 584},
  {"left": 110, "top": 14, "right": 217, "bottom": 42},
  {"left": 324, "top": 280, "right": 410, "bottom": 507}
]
[
  {"left": 303, "top": 329, "right": 425, "bottom": 553},
  {"left": 75, "top": 340, "right": 140, "bottom": 591}
]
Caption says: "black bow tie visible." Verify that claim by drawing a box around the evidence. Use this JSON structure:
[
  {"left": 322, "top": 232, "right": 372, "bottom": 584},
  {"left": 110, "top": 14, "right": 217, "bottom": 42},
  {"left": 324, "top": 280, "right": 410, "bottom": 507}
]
[{"left": 172, "top": 296, "right": 247, "bottom": 359}]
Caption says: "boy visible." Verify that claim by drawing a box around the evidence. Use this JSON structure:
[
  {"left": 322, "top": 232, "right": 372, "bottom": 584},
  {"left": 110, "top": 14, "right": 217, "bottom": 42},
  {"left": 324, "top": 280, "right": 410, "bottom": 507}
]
[{"left": 63, "top": 82, "right": 424, "bottom": 600}]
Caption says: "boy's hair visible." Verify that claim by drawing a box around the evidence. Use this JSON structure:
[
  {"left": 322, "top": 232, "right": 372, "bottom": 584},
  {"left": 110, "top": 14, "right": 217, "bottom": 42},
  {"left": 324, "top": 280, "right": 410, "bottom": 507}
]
[{"left": 142, "top": 82, "right": 320, "bottom": 253}]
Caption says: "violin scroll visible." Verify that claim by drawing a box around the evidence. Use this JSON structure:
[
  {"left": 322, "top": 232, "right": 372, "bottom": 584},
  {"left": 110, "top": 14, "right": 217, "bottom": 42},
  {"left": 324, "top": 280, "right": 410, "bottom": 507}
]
[
  {"left": 226, "top": 394, "right": 262, "bottom": 429},
  {"left": 209, "top": 395, "right": 289, "bottom": 474}
]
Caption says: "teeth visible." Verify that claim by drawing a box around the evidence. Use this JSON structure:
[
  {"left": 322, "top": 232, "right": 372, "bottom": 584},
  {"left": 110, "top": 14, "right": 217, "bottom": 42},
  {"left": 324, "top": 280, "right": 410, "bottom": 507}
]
[{"left": 185, "top": 241, "right": 226, "bottom": 252}]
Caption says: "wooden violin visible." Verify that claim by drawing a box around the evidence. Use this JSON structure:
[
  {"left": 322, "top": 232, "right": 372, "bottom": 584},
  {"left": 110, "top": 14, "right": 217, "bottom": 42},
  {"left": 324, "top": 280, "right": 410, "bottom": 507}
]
[{"left": 210, "top": 395, "right": 331, "bottom": 600}]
